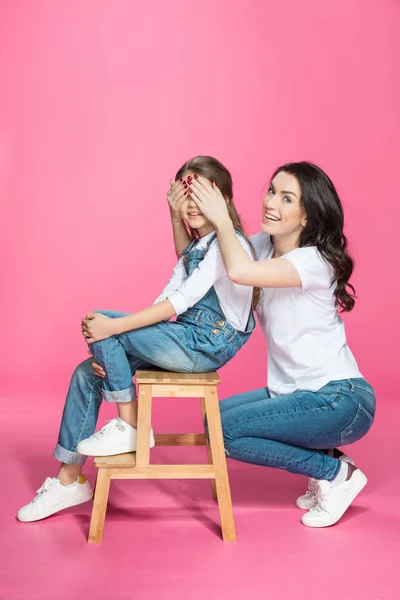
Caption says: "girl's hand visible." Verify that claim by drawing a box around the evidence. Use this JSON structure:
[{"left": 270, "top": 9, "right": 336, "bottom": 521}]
[
  {"left": 167, "top": 179, "right": 187, "bottom": 224},
  {"left": 188, "top": 175, "right": 231, "bottom": 228},
  {"left": 81, "top": 313, "right": 119, "bottom": 343},
  {"left": 92, "top": 359, "right": 106, "bottom": 378},
  {"left": 87, "top": 350, "right": 106, "bottom": 377}
]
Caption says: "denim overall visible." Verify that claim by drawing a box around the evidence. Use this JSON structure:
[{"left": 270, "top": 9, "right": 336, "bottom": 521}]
[{"left": 54, "top": 232, "right": 256, "bottom": 465}]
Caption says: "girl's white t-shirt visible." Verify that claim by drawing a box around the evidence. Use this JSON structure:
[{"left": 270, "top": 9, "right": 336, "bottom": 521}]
[
  {"left": 154, "top": 231, "right": 254, "bottom": 332},
  {"left": 250, "top": 232, "right": 362, "bottom": 397}
]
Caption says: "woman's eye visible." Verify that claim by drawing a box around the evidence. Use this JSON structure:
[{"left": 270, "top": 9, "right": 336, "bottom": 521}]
[
  {"left": 283, "top": 196, "right": 292, "bottom": 203},
  {"left": 268, "top": 187, "right": 274, "bottom": 195}
]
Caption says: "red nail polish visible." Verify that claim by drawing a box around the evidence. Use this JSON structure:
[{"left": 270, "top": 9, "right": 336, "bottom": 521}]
[
  {"left": 184, "top": 191, "right": 187, "bottom": 195},
  {"left": 179, "top": 178, "right": 183, "bottom": 182},
  {"left": 188, "top": 176, "right": 192, "bottom": 181},
  {"left": 184, "top": 184, "right": 188, "bottom": 189},
  {"left": 194, "top": 173, "right": 199, "bottom": 179}
]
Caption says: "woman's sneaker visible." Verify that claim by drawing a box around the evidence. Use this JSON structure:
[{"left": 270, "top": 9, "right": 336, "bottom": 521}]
[
  {"left": 76, "top": 418, "right": 155, "bottom": 457},
  {"left": 296, "top": 451, "right": 354, "bottom": 510},
  {"left": 17, "top": 475, "right": 93, "bottom": 522},
  {"left": 301, "top": 468, "right": 367, "bottom": 527}
]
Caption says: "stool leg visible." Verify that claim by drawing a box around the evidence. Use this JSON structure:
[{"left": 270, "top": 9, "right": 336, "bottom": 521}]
[
  {"left": 88, "top": 468, "right": 111, "bottom": 543},
  {"left": 200, "top": 397, "right": 217, "bottom": 500},
  {"left": 203, "top": 387, "right": 236, "bottom": 542},
  {"left": 136, "top": 383, "right": 152, "bottom": 468}
]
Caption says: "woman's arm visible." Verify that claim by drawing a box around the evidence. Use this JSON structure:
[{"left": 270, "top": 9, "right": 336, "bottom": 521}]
[
  {"left": 215, "top": 220, "right": 301, "bottom": 288},
  {"left": 167, "top": 178, "right": 191, "bottom": 257},
  {"left": 82, "top": 231, "right": 254, "bottom": 343},
  {"left": 189, "top": 176, "right": 301, "bottom": 288}
]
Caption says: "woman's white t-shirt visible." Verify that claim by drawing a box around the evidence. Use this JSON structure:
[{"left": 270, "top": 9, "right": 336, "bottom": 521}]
[{"left": 250, "top": 232, "right": 362, "bottom": 398}]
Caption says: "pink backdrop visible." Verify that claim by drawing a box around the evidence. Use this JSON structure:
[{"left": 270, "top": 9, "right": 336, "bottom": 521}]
[{"left": 1, "top": 0, "right": 398, "bottom": 402}]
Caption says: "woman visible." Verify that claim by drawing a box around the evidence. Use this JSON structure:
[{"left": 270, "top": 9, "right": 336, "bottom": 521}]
[{"left": 170, "top": 162, "right": 375, "bottom": 528}]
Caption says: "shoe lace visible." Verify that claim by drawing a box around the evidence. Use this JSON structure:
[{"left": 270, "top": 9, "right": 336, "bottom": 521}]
[
  {"left": 33, "top": 477, "right": 58, "bottom": 503},
  {"left": 93, "top": 418, "right": 126, "bottom": 440},
  {"left": 306, "top": 478, "right": 317, "bottom": 497},
  {"left": 309, "top": 485, "right": 330, "bottom": 515}
]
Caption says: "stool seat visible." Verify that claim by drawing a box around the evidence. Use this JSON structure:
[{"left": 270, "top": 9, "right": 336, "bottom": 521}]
[
  {"left": 135, "top": 370, "right": 220, "bottom": 385},
  {"left": 88, "top": 370, "right": 235, "bottom": 544}
]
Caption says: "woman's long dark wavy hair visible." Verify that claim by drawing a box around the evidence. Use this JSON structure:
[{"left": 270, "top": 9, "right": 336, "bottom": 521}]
[
  {"left": 175, "top": 156, "right": 261, "bottom": 309},
  {"left": 272, "top": 162, "right": 355, "bottom": 312}
]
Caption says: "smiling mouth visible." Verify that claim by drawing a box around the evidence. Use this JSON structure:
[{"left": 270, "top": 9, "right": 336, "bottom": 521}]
[
  {"left": 264, "top": 212, "right": 281, "bottom": 222},
  {"left": 188, "top": 212, "right": 203, "bottom": 218}
]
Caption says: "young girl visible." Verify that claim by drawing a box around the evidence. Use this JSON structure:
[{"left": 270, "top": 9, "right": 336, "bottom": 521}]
[
  {"left": 17, "top": 156, "right": 256, "bottom": 523},
  {"left": 174, "top": 162, "right": 376, "bottom": 528}
]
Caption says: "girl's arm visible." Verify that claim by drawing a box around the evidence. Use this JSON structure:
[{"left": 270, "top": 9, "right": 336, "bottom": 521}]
[
  {"left": 83, "top": 234, "right": 253, "bottom": 343},
  {"left": 168, "top": 178, "right": 191, "bottom": 257},
  {"left": 189, "top": 177, "right": 301, "bottom": 288},
  {"left": 83, "top": 300, "right": 176, "bottom": 343}
]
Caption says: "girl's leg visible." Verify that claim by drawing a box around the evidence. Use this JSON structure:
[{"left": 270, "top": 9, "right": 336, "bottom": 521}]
[
  {"left": 17, "top": 357, "right": 103, "bottom": 522},
  {"left": 88, "top": 312, "right": 198, "bottom": 426},
  {"left": 54, "top": 357, "right": 104, "bottom": 470}
]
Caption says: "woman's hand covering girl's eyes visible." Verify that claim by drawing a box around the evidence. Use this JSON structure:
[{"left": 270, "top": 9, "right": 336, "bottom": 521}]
[{"left": 188, "top": 175, "right": 231, "bottom": 227}]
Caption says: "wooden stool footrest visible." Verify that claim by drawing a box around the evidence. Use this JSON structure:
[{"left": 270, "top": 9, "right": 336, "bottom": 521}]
[{"left": 109, "top": 465, "right": 216, "bottom": 479}]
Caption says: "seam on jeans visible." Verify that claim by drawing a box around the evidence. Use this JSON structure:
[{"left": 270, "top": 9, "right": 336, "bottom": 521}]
[
  {"left": 193, "top": 351, "right": 202, "bottom": 373},
  {"left": 223, "top": 403, "right": 337, "bottom": 441},
  {"left": 74, "top": 377, "right": 103, "bottom": 451}
]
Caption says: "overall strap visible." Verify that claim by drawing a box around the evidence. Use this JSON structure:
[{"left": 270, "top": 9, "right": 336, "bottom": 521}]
[
  {"left": 181, "top": 238, "right": 198, "bottom": 257},
  {"left": 182, "top": 232, "right": 218, "bottom": 257}
]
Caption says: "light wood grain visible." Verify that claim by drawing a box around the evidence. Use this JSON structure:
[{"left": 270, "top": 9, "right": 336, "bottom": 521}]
[
  {"left": 136, "top": 370, "right": 220, "bottom": 385},
  {"left": 89, "top": 370, "right": 236, "bottom": 543},
  {"left": 88, "top": 469, "right": 111, "bottom": 544},
  {"left": 201, "top": 396, "right": 218, "bottom": 500},
  {"left": 135, "top": 383, "right": 152, "bottom": 468},
  {"left": 203, "top": 387, "right": 236, "bottom": 542}
]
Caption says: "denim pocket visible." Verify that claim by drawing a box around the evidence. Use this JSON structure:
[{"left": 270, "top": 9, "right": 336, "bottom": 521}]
[
  {"left": 340, "top": 404, "right": 374, "bottom": 445},
  {"left": 352, "top": 380, "right": 376, "bottom": 419}
]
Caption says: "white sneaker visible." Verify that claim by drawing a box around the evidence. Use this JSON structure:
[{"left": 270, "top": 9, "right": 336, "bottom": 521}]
[
  {"left": 76, "top": 418, "right": 155, "bottom": 456},
  {"left": 296, "top": 452, "right": 354, "bottom": 510},
  {"left": 301, "top": 468, "right": 367, "bottom": 528},
  {"left": 17, "top": 475, "right": 93, "bottom": 522}
]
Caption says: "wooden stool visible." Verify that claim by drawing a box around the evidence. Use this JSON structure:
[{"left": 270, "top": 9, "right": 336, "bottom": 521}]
[{"left": 88, "top": 370, "right": 236, "bottom": 543}]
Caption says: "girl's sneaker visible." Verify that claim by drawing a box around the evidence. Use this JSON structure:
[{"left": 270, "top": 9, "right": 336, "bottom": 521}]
[
  {"left": 301, "top": 468, "right": 367, "bottom": 527},
  {"left": 296, "top": 451, "right": 354, "bottom": 510},
  {"left": 17, "top": 475, "right": 93, "bottom": 522},
  {"left": 76, "top": 418, "right": 155, "bottom": 457}
]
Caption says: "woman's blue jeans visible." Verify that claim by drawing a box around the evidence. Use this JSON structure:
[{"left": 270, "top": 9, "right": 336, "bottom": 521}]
[{"left": 219, "top": 378, "right": 376, "bottom": 481}]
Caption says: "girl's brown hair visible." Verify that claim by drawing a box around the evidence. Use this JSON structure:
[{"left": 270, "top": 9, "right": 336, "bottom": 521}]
[{"left": 175, "top": 156, "right": 261, "bottom": 309}]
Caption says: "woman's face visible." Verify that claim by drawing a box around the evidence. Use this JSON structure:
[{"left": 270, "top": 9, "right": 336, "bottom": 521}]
[
  {"left": 261, "top": 171, "right": 307, "bottom": 240},
  {"left": 179, "top": 171, "right": 215, "bottom": 237}
]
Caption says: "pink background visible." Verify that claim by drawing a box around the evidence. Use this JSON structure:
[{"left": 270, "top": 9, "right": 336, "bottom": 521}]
[
  {"left": 1, "top": 0, "right": 398, "bottom": 400},
  {"left": 1, "top": 2, "right": 400, "bottom": 599}
]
